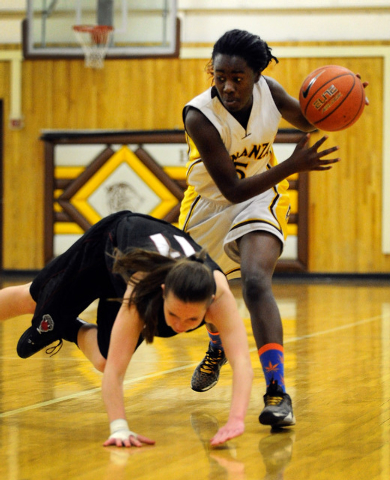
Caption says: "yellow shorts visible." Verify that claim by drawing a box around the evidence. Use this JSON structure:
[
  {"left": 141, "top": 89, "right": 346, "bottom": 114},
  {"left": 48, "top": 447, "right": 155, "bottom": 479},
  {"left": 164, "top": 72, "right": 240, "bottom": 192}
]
[{"left": 180, "top": 183, "right": 290, "bottom": 280}]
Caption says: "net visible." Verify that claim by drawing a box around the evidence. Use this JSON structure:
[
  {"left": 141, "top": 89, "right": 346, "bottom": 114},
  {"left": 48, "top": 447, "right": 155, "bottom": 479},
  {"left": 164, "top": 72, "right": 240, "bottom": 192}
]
[{"left": 73, "top": 25, "right": 114, "bottom": 69}]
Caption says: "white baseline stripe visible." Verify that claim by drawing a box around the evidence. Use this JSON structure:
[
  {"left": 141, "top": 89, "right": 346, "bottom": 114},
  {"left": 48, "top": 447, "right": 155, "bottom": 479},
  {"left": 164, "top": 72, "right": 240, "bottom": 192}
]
[{"left": 0, "top": 313, "right": 387, "bottom": 418}]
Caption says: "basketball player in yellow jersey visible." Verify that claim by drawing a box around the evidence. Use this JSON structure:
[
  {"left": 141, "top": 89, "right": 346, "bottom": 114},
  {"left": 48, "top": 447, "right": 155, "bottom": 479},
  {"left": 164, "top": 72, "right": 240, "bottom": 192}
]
[{"left": 179, "top": 29, "right": 345, "bottom": 428}]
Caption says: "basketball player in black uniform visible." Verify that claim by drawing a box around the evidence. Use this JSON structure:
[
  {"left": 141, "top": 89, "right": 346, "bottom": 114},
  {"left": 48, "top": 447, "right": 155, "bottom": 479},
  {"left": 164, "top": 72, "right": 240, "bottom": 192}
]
[{"left": 0, "top": 211, "right": 253, "bottom": 447}]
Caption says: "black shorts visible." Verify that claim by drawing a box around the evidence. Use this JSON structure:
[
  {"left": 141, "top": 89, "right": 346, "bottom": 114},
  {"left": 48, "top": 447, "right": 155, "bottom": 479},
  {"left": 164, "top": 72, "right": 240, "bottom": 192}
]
[{"left": 30, "top": 212, "right": 127, "bottom": 353}]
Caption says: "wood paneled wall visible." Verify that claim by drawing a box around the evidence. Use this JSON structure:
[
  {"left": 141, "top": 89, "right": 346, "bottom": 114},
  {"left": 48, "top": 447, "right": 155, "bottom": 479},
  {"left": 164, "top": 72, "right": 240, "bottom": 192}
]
[{"left": 1, "top": 41, "right": 389, "bottom": 273}]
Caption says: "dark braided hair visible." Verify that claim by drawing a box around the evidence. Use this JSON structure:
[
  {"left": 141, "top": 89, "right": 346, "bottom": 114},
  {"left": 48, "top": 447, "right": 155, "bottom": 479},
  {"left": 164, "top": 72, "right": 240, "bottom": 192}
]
[
  {"left": 112, "top": 248, "right": 216, "bottom": 343},
  {"left": 206, "top": 29, "right": 278, "bottom": 76}
]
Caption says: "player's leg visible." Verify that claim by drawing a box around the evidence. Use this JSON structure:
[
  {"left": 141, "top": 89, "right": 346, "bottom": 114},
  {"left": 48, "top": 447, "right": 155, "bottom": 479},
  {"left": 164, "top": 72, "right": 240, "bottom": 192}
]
[
  {"left": 16, "top": 274, "right": 99, "bottom": 359},
  {"left": 182, "top": 200, "right": 233, "bottom": 392},
  {"left": 16, "top": 214, "right": 126, "bottom": 360},
  {"left": 238, "top": 231, "right": 283, "bottom": 347},
  {"left": 16, "top": 272, "right": 103, "bottom": 359},
  {"left": 238, "top": 231, "right": 295, "bottom": 427},
  {"left": 0, "top": 283, "right": 36, "bottom": 321},
  {"left": 17, "top": 315, "right": 88, "bottom": 359},
  {"left": 77, "top": 324, "right": 106, "bottom": 372}
]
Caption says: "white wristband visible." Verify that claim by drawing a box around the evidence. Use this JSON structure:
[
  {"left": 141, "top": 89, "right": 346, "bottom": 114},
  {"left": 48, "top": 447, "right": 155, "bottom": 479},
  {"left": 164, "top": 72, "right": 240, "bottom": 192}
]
[
  {"left": 110, "top": 419, "right": 130, "bottom": 435},
  {"left": 109, "top": 419, "right": 138, "bottom": 440}
]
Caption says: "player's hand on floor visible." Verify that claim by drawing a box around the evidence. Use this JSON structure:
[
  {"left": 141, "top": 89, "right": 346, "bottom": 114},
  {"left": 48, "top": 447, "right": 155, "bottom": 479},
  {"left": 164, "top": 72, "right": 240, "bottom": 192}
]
[
  {"left": 103, "top": 431, "right": 155, "bottom": 448},
  {"left": 103, "top": 421, "right": 155, "bottom": 448},
  {"left": 209, "top": 419, "right": 245, "bottom": 446}
]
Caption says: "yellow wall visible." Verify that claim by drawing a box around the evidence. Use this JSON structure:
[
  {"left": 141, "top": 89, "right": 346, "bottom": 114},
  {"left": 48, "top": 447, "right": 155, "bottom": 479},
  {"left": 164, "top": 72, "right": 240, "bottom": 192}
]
[{"left": 1, "top": 41, "right": 389, "bottom": 272}]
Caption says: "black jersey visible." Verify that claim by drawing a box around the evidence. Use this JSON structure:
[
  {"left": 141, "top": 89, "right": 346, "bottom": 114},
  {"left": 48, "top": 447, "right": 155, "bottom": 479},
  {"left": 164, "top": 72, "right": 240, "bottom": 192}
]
[
  {"left": 105, "top": 212, "right": 221, "bottom": 277},
  {"left": 29, "top": 211, "right": 221, "bottom": 358}
]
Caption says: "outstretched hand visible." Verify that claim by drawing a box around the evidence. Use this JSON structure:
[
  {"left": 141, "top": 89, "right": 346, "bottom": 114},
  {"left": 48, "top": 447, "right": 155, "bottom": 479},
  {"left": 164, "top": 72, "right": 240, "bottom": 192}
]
[
  {"left": 210, "top": 419, "right": 245, "bottom": 446},
  {"left": 289, "top": 134, "right": 340, "bottom": 173}
]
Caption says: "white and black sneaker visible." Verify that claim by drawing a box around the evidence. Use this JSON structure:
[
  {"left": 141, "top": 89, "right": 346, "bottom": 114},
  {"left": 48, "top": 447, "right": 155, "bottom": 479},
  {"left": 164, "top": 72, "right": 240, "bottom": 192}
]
[{"left": 259, "top": 380, "right": 296, "bottom": 427}]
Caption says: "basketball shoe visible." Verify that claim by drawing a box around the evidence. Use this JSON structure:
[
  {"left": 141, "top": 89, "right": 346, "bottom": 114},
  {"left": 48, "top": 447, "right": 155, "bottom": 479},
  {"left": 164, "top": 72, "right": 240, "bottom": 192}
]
[
  {"left": 191, "top": 345, "right": 227, "bottom": 392},
  {"left": 17, "top": 316, "right": 86, "bottom": 358},
  {"left": 17, "top": 314, "right": 60, "bottom": 358},
  {"left": 259, "top": 380, "right": 296, "bottom": 427}
]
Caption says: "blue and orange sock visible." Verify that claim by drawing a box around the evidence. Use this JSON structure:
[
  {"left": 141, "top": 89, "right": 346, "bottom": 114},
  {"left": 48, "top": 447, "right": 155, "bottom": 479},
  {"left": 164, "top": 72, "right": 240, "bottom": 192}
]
[
  {"left": 259, "top": 343, "right": 286, "bottom": 392},
  {"left": 207, "top": 328, "right": 224, "bottom": 351}
]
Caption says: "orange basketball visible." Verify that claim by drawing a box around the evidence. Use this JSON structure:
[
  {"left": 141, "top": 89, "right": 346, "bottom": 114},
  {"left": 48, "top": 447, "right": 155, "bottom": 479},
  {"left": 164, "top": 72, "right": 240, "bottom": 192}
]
[{"left": 299, "top": 65, "right": 365, "bottom": 132}]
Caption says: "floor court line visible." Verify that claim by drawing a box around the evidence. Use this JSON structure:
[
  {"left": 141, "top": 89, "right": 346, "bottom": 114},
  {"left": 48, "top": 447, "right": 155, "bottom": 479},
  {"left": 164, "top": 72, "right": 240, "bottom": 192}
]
[
  {"left": 283, "top": 313, "right": 389, "bottom": 343},
  {"left": 0, "top": 312, "right": 387, "bottom": 419}
]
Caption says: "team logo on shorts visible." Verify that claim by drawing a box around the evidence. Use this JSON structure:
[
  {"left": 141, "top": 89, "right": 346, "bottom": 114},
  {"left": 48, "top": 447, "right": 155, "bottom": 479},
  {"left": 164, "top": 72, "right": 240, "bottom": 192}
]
[{"left": 37, "top": 314, "right": 55, "bottom": 334}]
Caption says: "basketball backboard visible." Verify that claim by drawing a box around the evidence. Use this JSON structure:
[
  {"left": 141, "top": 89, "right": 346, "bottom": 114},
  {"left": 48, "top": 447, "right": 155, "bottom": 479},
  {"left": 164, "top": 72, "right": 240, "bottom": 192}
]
[{"left": 23, "top": 0, "right": 179, "bottom": 60}]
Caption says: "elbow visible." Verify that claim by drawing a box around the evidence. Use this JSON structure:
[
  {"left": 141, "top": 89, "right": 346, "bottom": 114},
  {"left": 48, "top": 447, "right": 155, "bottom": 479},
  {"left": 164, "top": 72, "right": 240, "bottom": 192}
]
[
  {"left": 241, "top": 361, "right": 254, "bottom": 387},
  {"left": 231, "top": 356, "right": 254, "bottom": 382},
  {"left": 244, "top": 357, "right": 254, "bottom": 384}
]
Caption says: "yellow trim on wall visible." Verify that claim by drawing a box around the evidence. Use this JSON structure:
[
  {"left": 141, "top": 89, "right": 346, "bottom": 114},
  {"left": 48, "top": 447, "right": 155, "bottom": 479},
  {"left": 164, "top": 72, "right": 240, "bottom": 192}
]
[
  {"left": 54, "top": 222, "right": 84, "bottom": 235},
  {"left": 55, "top": 166, "right": 85, "bottom": 178}
]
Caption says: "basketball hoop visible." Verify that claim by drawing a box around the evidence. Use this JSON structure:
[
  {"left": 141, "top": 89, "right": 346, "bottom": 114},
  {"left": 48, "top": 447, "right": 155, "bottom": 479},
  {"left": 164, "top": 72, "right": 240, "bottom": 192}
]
[{"left": 73, "top": 25, "right": 113, "bottom": 69}]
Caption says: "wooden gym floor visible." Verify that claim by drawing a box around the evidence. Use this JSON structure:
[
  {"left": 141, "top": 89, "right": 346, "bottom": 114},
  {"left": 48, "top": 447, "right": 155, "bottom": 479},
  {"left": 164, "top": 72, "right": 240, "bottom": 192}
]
[{"left": 0, "top": 277, "right": 389, "bottom": 480}]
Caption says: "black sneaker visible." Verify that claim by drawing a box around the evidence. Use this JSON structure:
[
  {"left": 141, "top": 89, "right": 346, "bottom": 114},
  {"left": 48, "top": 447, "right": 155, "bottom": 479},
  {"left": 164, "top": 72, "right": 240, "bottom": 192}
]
[
  {"left": 191, "top": 345, "right": 227, "bottom": 392},
  {"left": 17, "top": 314, "right": 60, "bottom": 359},
  {"left": 259, "top": 380, "right": 296, "bottom": 427}
]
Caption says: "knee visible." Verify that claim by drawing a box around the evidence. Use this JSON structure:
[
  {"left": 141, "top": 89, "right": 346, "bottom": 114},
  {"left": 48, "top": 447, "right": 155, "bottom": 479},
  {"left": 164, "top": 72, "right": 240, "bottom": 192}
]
[
  {"left": 77, "top": 324, "right": 106, "bottom": 372},
  {"left": 94, "top": 357, "right": 106, "bottom": 373},
  {"left": 20, "top": 283, "right": 36, "bottom": 314},
  {"left": 241, "top": 271, "right": 272, "bottom": 304},
  {"left": 88, "top": 350, "right": 106, "bottom": 373}
]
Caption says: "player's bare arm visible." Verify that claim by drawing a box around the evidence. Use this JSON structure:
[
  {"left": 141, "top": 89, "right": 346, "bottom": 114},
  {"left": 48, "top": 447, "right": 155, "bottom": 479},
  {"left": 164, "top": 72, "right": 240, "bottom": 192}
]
[
  {"left": 102, "top": 281, "right": 155, "bottom": 448},
  {"left": 185, "top": 107, "right": 339, "bottom": 204},
  {"left": 205, "top": 271, "right": 253, "bottom": 445},
  {"left": 264, "top": 76, "right": 316, "bottom": 131}
]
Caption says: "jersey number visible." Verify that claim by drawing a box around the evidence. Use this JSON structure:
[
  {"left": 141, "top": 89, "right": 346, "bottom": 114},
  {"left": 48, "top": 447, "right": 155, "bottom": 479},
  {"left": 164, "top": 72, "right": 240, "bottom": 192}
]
[
  {"left": 234, "top": 161, "right": 248, "bottom": 179},
  {"left": 149, "top": 234, "right": 196, "bottom": 258}
]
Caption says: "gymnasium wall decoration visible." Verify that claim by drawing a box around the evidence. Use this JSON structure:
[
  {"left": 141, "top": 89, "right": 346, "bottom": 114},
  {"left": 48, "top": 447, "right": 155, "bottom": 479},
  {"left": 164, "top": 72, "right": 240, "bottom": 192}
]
[{"left": 41, "top": 129, "right": 308, "bottom": 272}]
